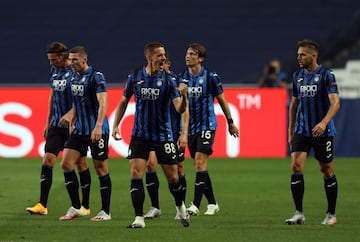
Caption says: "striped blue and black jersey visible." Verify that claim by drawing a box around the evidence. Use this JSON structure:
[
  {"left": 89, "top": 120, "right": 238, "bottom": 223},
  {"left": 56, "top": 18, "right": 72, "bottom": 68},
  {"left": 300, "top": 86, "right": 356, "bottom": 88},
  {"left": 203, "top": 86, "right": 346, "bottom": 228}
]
[
  {"left": 292, "top": 65, "right": 339, "bottom": 137},
  {"left": 123, "top": 66, "right": 180, "bottom": 142},
  {"left": 49, "top": 66, "right": 73, "bottom": 128},
  {"left": 179, "top": 66, "right": 223, "bottom": 135},
  {"left": 71, "top": 66, "right": 109, "bottom": 135}
]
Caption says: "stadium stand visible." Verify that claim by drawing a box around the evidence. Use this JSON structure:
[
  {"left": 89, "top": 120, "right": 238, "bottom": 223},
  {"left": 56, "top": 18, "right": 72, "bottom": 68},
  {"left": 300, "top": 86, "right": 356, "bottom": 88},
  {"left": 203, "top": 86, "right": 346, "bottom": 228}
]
[{"left": 0, "top": 0, "right": 359, "bottom": 85}]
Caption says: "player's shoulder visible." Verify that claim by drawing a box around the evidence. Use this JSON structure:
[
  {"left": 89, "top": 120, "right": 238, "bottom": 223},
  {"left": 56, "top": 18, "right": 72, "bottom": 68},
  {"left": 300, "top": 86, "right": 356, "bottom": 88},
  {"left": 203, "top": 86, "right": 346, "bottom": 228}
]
[
  {"left": 204, "top": 68, "right": 220, "bottom": 79},
  {"left": 88, "top": 66, "right": 105, "bottom": 81}
]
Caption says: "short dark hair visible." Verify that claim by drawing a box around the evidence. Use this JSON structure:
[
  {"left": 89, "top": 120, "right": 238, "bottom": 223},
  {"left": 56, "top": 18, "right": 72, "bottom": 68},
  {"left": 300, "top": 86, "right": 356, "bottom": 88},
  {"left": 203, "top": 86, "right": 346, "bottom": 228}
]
[
  {"left": 144, "top": 42, "right": 165, "bottom": 57},
  {"left": 47, "top": 41, "right": 67, "bottom": 55},
  {"left": 297, "top": 39, "right": 319, "bottom": 53},
  {"left": 69, "top": 46, "right": 88, "bottom": 57},
  {"left": 187, "top": 43, "right": 207, "bottom": 59}
]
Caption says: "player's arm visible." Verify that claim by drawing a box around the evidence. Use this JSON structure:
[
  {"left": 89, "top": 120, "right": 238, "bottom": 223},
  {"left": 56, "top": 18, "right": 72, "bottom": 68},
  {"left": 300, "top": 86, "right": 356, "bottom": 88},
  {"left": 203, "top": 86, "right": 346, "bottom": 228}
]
[
  {"left": 216, "top": 93, "right": 239, "bottom": 138},
  {"left": 91, "top": 91, "right": 108, "bottom": 142},
  {"left": 288, "top": 96, "right": 298, "bottom": 143},
  {"left": 178, "top": 97, "right": 189, "bottom": 150},
  {"left": 172, "top": 83, "right": 188, "bottom": 114},
  {"left": 58, "top": 107, "right": 75, "bottom": 126},
  {"left": 112, "top": 96, "right": 130, "bottom": 140},
  {"left": 312, "top": 93, "right": 340, "bottom": 137},
  {"left": 44, "top": 89, "right": 54, "bottom": 138}
]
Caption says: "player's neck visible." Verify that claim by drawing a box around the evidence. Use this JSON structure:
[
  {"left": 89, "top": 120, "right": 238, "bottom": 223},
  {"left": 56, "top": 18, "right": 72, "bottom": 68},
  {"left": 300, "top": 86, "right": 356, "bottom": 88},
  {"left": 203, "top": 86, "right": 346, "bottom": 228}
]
[
  {"left": 305, "top": 63, "right": 319, "bottom": 74},
  {"left": 189, "top": 64, "right": 202, "bottom": 76},
  {"left": 145, "top": 65, "right": 159, "bottom": 76}
]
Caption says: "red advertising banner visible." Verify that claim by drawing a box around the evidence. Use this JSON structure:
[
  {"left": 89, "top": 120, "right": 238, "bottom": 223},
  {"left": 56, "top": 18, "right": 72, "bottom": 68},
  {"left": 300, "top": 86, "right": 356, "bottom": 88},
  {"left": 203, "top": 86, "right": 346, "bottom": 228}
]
[{"left": 0, "top": 87, "right": 288, "bottom": 158}]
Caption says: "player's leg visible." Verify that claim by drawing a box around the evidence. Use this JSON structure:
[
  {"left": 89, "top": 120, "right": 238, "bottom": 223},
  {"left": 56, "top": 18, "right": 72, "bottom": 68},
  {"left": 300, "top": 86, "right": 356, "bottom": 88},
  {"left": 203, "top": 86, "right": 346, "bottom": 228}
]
[
  {"left": 285, "top": 151, "right": 307, "bottom": 224},
  {"left": 25, "top": 153, "right": 56, "bottom": 215},
  {"left": 89, "top": 134, "right": 112, "bottom": 221},
  {"left": 76, "top": 156, "right": 91, "bottom": 215},
  {"left": 161, "top": 163, "right": 189, "bottom": 227},
  {"left": 127, "top": 157, "right": 147, "bottom": 228},
  {"left": 157, "top": 141, "right": 189, "bottom": 227},
  {"left": 285, "top": 134, "right": 309, "bottom": 224},
  {"left": 174, "top": 160, "right": 187, "bottom": 220},
  {"left": 315, "top": 137, "right": 337, "bottom": 225},
  {"left": 144, "top": 151, "right": 161, "bottom": 219},
  {"left": 90, "top": 159, "right": 112, "bottom": 221},
  {"left": 59, "top": 148, "right": 85, "bottom": 220},
  {"left": 26, "top": 127, "right": 67, "bottom": 215}
]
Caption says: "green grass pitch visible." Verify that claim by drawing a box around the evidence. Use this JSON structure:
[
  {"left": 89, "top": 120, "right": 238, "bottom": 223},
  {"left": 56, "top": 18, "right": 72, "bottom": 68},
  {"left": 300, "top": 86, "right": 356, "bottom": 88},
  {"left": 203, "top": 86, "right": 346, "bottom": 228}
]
[{"left": 0, "top": 157, "right": 359, "bottom": 242}]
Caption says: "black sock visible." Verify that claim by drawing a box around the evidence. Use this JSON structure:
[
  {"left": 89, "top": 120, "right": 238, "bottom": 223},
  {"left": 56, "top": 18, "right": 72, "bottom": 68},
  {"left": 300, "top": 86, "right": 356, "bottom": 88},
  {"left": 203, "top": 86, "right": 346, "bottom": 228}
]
[
  {"left": 324, "top": 174, "right": 338, "bottom": 214},
  {"left": 145, "top": 171, "right": 160, "bottom": 208},
  {"left": 168, "top": 179, "right": 183, "bottom": 206},
  {"left": 99, "top": 173, "right": 112, "bottom": 214},
  {"left": 64, "top": 170, "right": 80, "bottom": 209},
  {"left": 40, "top": 165, "right": 53, "bottom": 207},
  {"left": 130, "top": 179, "right": 145, "bottom": 216},
  {"left": 79, "top": 169, "right": 91, "bottom": 209},
  {"left": 193, "top": 171, "right": 207, "bottom": 208},
  {"left": 203, "top": 172, "right": 216, "bottom": 204},
  {"left": 179, "top": 174, "right": 187, "bottom": 202},
  {"left": 290, "top": 174, "right": 304, "bottom": 212}
]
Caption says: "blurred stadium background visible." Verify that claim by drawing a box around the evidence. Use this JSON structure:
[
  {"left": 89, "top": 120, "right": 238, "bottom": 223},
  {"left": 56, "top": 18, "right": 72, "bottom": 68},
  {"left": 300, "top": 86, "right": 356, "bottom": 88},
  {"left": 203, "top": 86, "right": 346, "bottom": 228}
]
[{"left": 0, "top": 0, "right": 359, "bottom": 157}]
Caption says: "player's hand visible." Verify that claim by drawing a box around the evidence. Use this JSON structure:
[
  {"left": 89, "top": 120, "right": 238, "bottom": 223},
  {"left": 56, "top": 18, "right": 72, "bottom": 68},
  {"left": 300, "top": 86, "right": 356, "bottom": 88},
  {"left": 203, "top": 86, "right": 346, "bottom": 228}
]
[
  {"left": 112, "top": 127, "right": 122, "bottom": 141},
  {"left": 178, "top": 83, "right": 188, "bottom": 97},
  {"left": 228, "top": 123, "right": 239, "bottom": 138},
  {"left": 91, "top": 126, "right": 102, "bottom": 143},
  {"left": 312, "top": 121, "right": 326, "bottom": 137},
  {"left": 59, "top": 110, "right": 74, "bottom": 126},
  {"left": 43, "top": 126, "right": 49, "bottom": 139},
  {"left": 177, "top": 134, "right": 188, "bottom": 151}
]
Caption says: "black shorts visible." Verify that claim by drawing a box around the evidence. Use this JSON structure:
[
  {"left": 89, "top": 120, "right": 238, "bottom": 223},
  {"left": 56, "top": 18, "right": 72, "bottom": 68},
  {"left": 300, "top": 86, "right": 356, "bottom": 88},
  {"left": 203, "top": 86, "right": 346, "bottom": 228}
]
[
  {"left": 188, "top": 130, "right": 215, "bottom": 158},
  {"left": 64, "top": 133, "right": 109, "bottom": 161},
  {"left": 127, "top": 137, "right": 178, "bottom": 165},
  {"left": 177, "top": 149, "right": 185, "bottom": 162},
  {"left": 44, "top": 127, "right": 69, "bottom": 155},
  {"left": 291, "top": 133, "right": 334, "bottom": 163},
  {"left": 174, "top": 135, "right": 185, "bottom": 163}
]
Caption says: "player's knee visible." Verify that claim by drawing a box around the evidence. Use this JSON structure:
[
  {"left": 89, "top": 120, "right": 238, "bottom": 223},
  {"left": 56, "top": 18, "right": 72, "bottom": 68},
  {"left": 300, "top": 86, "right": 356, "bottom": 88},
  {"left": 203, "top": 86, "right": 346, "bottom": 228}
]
[
  {"left": 291, "top": 161, "right": 303, "bottom": 173},
  {"left": 146, "top": 162, "right": 156, "bottom": 172},
  {"left": 319, "top": 163, "right": 333, "bottom": 176},
  {"left": 42, "top": 154, "right": 56, "bottom": 167},
  {"left": 60, "top": 161, "right": 73, "bottom": 171}
]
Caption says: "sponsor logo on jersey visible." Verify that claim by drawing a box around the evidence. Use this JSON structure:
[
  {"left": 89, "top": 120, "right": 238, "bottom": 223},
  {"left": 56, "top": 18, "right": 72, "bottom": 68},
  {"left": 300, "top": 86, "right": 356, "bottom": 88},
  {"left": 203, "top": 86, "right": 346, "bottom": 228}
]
[
  {"left": 52, "top": 79, "right": 67, "bottom": 91},
  {"left": 141, "top": 88, "right": 160, "bottom": 100},
  {"left": 300, "top": 85, "right": 317, "bottom": 97}
]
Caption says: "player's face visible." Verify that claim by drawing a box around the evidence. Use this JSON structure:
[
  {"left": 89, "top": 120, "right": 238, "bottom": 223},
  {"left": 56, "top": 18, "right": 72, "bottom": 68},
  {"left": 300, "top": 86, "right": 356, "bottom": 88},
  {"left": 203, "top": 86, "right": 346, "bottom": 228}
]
[
  {"left": 48, "top": 53, "right": 65, "bottom": 69},
  {"left": 149, "top": 47, "right": 166, "bottom": 72},
  {"left": 69, "top": 53, "right": 87, "bottom": 73},
  {"left": 297, "top": 47, "right": 315, "bottom": 69},
  {"left": 185, "top": 48, "right": 203, "bottom": 67}
]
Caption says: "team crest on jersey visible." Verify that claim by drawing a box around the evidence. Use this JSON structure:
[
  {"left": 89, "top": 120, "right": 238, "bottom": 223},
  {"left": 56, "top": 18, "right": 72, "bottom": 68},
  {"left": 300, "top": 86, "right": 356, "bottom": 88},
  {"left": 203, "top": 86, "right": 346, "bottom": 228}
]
[
  {"left": 81, "top": 76, "right": 86, "bottom": 83},
  {"left": 297, "top": 78, "right": 303, "bottom": 82},
  {"left": 199, "top": 78, "right": 204, "bottom": 85},
  {"left": 65, "top": 72, "right": 70, "bottom": 78},
  {"left": 314, "top": 75, "right": 320, "bottom": 83},
  {"left": 157, "top": 80, "right": 162, "bottom": 87}
]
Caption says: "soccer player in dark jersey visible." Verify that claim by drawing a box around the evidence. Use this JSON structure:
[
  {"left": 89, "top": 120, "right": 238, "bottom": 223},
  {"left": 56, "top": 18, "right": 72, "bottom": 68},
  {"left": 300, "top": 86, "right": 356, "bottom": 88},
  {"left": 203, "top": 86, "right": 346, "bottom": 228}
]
[
  {"left": 26, "top": 42, "right": 91, "bottom": 217},
  {"left": 180, "top": 43, "right": 239, "bottom": 216},
  {"left": 59, "top": 46, "right": 112, "bottom": 221},
  {"left": 285, "top": 39, "right": 340, "bottom": 225},
  {"left": 143, "top": 57, "right": 189, "bottom": 220},
  {"left": 112, "top": 42, "right": 189, "bottom": 228}
]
